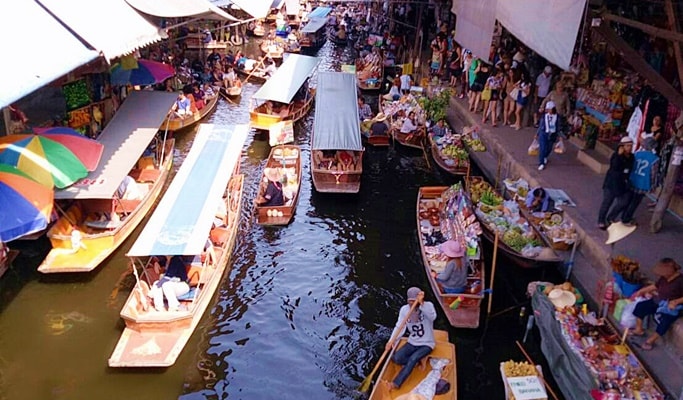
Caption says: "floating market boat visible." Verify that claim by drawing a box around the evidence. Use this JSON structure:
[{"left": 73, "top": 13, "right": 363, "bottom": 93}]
[
  {"left": 162, "top": 92, "right": 219, "bottom": 132},
  {"left": 260, "top": 39, "right": 285, "bottom": 60},
  {"left": 466, "top": 176, "right": 562, "bottom": 269},
  {"left": 0, "top": 242, "right": 18, "bottom": 279},
  {"left": 108, "top": 124, "right": 247, "bottom": 367},
  {"left": 417, "top": 186, "right": 485, "bottom": 329},
  {"left": 356, "top": 59, "right": 383, "bottom": 92},
  {"left": 299, "top": 7, "right": 332, "bottom": 52},
  {"left": 379, "top": 95, "right": 427, "bottom": 150},
  {"left": 311, "top": 72, "right": 364, "bottom": 193},
  {"left": 254, "top": 144, "right": 302, "bottom": 226},
  {"left": 249, "top": 54, "right": 319, "bottom": 131},
  {"left": 368, "top": 330, "right": 457, "bottom": 400},
  {"left": 427, "top": 126, "right": 470, "bottom": 176},
  {"left": 38, "top": 91, "right": 178, "bottom": 274}
]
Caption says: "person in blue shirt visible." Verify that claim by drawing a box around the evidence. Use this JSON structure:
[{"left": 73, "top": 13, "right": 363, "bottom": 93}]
[
  {"left": 611, "top": 137, "right": 660, "bottom": 226},
  {"left": 525, "top": 187, "right": 555, "bottom": 213},
  {"left": 256, "top": 168, "right": 284, "bottom": 207}
]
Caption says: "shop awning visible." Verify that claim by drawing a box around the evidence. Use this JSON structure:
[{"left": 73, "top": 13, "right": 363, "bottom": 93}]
[
  {"left": 252, "top": 54, "right": 319, "bottom": 103},
  {"left": 312, "top": 72, "right": 363, "bottom": 151},
  {"left": 271, "top": 0, "right": 285, "bottom": 10},
  {"left": 301, "top": 18, "right": 328, "bottom": 34},
  {"left": 284, "top": 0, "right": 300, "bottom": 16},
  {"left": 125, "top": 0, "right": 240, "bottom": 21},
  {"left": 0, "top": 0, "right": 99, "bottom": 108},
  {"left": 127, "top": 124, "right": 248, "bottom": 257},
  {"left": 210, "top": 0, "right": 273, "bottom": 19},
  {"left": 307, "top": 7, "right": 332, "bottom": 19},
  {"left": 56, "top": 91, "right": 178, "bottom": 200},
  {"left": 37, "top": 0, "right": 166, "bottom": 60}
]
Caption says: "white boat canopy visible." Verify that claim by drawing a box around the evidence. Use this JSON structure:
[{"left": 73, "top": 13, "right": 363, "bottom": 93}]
[
  {"left": 300, "top": 18, "right": 327, "bottom": 34},
  {"left": 38, "top": 0, "right": 166, "bottom": 60},
  {"left": 0, "top": 0, "right": 99, "bottom": 108},
  {"left": 127, "top": 124, "right": 248, "bottom": 257},
  {"left": 210, "top": 0, "right": 272, "bottom": 19},
  {"left": 125, "top": 0, "right": 241, "bottom": 21},
  {"left": 252, "top": 54, "right": 319, "bottom": 104},
  {"left": 312, "top": 72, "right": 363, "bottom": 151},
  {"left": 55, "top": 91, "right": 178, "bottom": 200}
]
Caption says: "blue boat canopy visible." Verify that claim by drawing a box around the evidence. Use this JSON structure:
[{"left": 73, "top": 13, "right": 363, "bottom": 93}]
[
  {"left": 301, "top": 18, "right": 328, "bottom": 34},
  {"left": 252, "top": 54, "right": 319, "bottom": 104},
  {"left": 127, "top": 124, "right": 248, "bottom": 257},
  {"left": 312, "top": 72, "right": 363, "bottom": 151},
  {"left": 307, "top": 6, "right": 331, "bottom": 19}
]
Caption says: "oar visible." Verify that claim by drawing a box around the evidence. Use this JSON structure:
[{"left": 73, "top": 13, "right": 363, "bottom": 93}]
[
  {"left": 243, "top": 59, "right": 266, "bottom": 84},
  {"left": 358, "top": 299, "right": 420, "bottom": 393}
]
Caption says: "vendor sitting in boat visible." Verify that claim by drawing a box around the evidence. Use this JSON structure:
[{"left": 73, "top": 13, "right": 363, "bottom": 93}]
[
  {"left": 383, "top": 81, "right": 401, "bottom": 101},
  {"left": 149, "top": 255, "right": 190, "bottom": 312},
  {"left": 369, "top": 113, "right": 389, "bottom": 137},
  {"left": 314, "top": 150, "right": 337, "bottom": 169},
  {"left": 257, "top": 168, "right": 285, "bottom": 207},
  {"left": 400, "top": 112, "right": 419, "bottom": 136},
  {"left": 222, "top": 66, "right": 237, "bottom": 88},
  {"left": 525, "top": 187, "right": 555, "bottom": 213},
  {"left": 431, "top": 240, "right": 468, "bottom": 294},
  {"left": 336, "top": 150, "right": 357, "bottom": 172},
  {"left": 429, "top": 119, "right": 448, "bottom": 139},
  {"left": 172, "top": 92, "right": 192, "bottom": 118}
]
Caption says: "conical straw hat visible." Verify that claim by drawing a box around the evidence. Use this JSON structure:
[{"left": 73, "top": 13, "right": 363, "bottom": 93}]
[{"left": 605, "top": 221, "right": 636, "bottom": 245}]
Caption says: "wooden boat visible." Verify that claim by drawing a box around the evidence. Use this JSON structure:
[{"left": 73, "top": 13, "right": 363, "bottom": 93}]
[
  {"left": 236, "top": 68, "right": 268, "bottom": 84},
  {"left": 162, "top": 93, "right": 218, "bottom": 132},
  {"left": 329, "top": 33, "right": 348, "bottom": 47},
  {"left": 260, "top": 40, "right": 285, "bottom": 60},
  {"left": 219, "top": 85, "right": 242, "bottom": 100},
  {"left": 417, "top": 186, "right": 486, "bottom": 329},
  {"left": 378, "top": 95, "right": 427, "bottom": 150},
  {"left": 299, "top": 17, "right": 328, "bottom": 51},
  {"left": 311, "top": 72, "right": 364, "bottom": 193},
  {"left": 368, "top": 330, "right": 457, "bottom": 400},
  {"left": 357, "top": 62, "right": 383, "bottom": 92},
  {"left": 250, "top": 54, "right": 319, "bottom": 131},
  {"left": 0, "top": 242, "right": 18, "bottom": 279},
  {"left": 428, "top": 129, "right": 470, "bottom": 176},
  {"left": 38, "top": 91, "right": 178, "bottom": 274},
  {"left": 108, "top": 124, "right": 248, "bottom": 368},
  {"left": 361, "top": 119, "right": 391, "bottom": 147},
  {"left": 254, "top": 145, "right": 302, "bottom": 225},
  {"left": 465, "top": 176, "right": 562, "bottom": 269}
]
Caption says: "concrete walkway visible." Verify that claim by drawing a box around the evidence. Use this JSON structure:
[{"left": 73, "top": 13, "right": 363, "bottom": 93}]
[{"left": 445, "top": 94, "right": 683, "bottom": 398}]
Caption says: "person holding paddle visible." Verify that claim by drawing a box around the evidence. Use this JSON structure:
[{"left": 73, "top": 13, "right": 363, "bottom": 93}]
[{"left": 384, "top": 287, "right": 437, "bottom": 391}]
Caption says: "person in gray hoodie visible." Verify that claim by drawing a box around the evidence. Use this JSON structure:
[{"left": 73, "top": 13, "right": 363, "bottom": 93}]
[{"left": 384, "top": 287, "right": 437, "bottom": 390}]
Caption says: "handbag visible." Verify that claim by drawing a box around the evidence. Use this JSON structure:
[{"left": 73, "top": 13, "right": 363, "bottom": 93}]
[
  {"left": 481, "top": 87, "right": 492, "bottom": 101},
  {"left": 509, "top": 87, "right": 520, "bottom": 101}
]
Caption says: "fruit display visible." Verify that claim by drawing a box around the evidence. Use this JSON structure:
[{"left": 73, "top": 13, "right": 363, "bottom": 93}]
[
  {"left": 502, "top": 360, "right": 538, "bottom": 377},
  {"left": 382, "top": 95, "right": 426, "bottom": 124},
  {"left": 463, "top": 137, "right": 486, "bottom": 152},
  {"left": 610, "top": 255, "right": 642, "bottom": 284},
  {"left": 274, "top": 147, "right": 298, "bottom": 158},
  {"left": 355, "top": 55, "right": 382, "bottom": 86}
]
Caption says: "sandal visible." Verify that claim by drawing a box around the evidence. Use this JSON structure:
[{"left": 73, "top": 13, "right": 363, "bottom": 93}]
[
  {"left": 635, "top": 342, "right": 654, "bottom": 351},
  {"left": 630, "top": 330, "right": 645, "bottom": 337}
]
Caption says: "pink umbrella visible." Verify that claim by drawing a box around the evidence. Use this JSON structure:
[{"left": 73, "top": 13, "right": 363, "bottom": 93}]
[{"left": 32, "top": 127, "right": 104, "bottom": 171}]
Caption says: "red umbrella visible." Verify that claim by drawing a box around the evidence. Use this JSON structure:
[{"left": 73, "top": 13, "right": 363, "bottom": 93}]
[{"left": 32, "top": 127, "right": 104, "bottom": 171}]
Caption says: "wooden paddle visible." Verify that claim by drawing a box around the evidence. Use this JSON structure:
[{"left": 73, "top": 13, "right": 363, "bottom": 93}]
[
  {"left": 358, "top": 299, "right": 420, "bottom": 393},
  {"left": 243, "top": 59, "right": 266, "bottom": 84}
]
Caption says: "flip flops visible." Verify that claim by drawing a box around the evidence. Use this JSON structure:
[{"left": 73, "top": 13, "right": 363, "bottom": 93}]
[
  {"left": 634, "top": 341, "right": 654, "bottom": 351},
  {"left": 630, "top": 330, "right": 645, "bottom": 337}
]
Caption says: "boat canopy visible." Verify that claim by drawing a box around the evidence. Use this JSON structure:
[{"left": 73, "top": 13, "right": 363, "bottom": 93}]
[
  {"left": 312, "top": 72, "right": 363, "bottom": 151},
  {"left": 307, "top": 6, "right": 331, "bottom": 19},
  {"left": 252, "top": 54, "right": 319, "bottom": 104},
  {"left": 55, "top": 91, "right": 178, "bottom": 200},
  {"left": 125, "top": 0, "right": 241, "bottom": 21},
  {"left": 210, "top": 0, "right": 272, "bottom": 19},
  {"left": 127, "top": 124, "right": 248, "bottom": 257},
  {"left": 300, "top": 18, "right": 327, "bottom": 34}
]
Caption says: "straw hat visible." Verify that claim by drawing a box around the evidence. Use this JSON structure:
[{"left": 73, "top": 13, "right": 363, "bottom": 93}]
[
  {"left": 374, "top": 112, "right": 387, "bottom": 122},
  {"left": 605, "top": 221, "right": 636, "bottom": 245},
  {"left": 548, "top": 288, "right": 576, "bottom": 309},
  {"left": 462, "top": 126, "right": 476, "bottom": 135},
  {"left": 439, "top": 240, "right": 465, "bottom": 258},
  {"left": 264, "top": 167, "right": 280, "bottom": 182}
]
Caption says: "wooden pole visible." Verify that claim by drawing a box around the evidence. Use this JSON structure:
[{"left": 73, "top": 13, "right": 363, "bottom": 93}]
[
  {"left": 487, "top": 231, "right": 499, "bottom": 316},
  {"left": 601, "top": 12, "right": 683, "bottom": 44},
  {"left": 650, "top": 144, "right": 682, "bottom": 232},
  {"left": 664, "top": 0, "right": 683, "bottom": 88}
]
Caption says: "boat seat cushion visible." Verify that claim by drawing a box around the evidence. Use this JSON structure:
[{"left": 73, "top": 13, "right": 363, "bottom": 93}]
[
  {"left": 210, "top": 227, "right": 229, "bottom": 246},
  {"left": 186, "top": 264, "right": 203, "bottom": 287},
  {"left": 178, "top": 287, "right": 200, "bottom": 301}
]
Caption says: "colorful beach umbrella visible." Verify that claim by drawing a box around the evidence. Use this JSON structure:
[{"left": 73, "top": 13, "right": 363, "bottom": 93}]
[
  {"left": 32, "top": 127, "right": 104, "bottom": 171},
  {"left": 110, "top": 59, "right": 176, "bottom": 86},
  {"left": 0, "top": 134, "right": 88, "bottom": 189},
  {"left": 0, "top": 165, "right": 54, "bottom": 242}
]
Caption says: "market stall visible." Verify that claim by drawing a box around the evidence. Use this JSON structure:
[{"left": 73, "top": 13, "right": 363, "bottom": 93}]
[{"left": 531, "top": 283, "right": 665, "bottom": 400}]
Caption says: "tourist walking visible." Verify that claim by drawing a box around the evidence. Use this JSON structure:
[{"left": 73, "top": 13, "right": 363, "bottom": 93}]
[
  {"left": 535, "top": 101, "right": 559, "bottom": 170},
  {"left": 597, "top": 137, "right": 634, "bottom": 230}
]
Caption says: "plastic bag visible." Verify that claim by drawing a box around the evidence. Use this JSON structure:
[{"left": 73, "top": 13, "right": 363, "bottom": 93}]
[
  {"left": 620, "top": 297, "right": 646, "bottom": 329},
  {"left": 481, "top": 87, "right": 492, "bottom": 101},
  {"left": 553, "top": 139, "right": 566, "bottom": 154},
  {"left": 528, "top": 138, "right": 540, "bottom": 156}
]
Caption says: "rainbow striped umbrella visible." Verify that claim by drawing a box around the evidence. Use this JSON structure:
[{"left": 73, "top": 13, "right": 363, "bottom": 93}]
[
  {"left": 0, "top": 165, "right": 54, "bottom": 242},
  {"left": 32, "top": 127, "right": 104, "bottom": 171}
]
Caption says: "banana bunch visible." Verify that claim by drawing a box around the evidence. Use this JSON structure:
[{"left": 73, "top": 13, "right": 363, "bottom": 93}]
[
  {"left": 441, "top": 145, "right": 469, "bottom": 161},
  {"left": 502, "top": 360, "right": 537, "bottom": 377},
  {"left": 468, "top": 180, "right": 492, "bottom": 204},
  {"left": 464, "top": 138, "right": 486, "bottom": 152}
]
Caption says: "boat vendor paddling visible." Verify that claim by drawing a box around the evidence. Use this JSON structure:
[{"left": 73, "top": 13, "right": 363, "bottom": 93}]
[
  {"left": 369, "top": 113, "right": 389, "bottom": 137},
  {"left": 384, "top": 287, "right": 437, "bottom": 391},
  {"left": 257, "top": 168, "right": 285, "bottom": 207},
  {"left": 431, "top": 240, "right": 467, "bottom": 294}
]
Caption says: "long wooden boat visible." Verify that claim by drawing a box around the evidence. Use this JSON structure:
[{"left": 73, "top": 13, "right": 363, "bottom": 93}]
[
  {"left": 219, "top": 85, "right": 242, "bottom": 100},
  {"left": 368, "top": 330, "right": 457, "bottom": 400},
  {"left": 299, "top": 17, "right": 328, "bottom": 51},
  {"left": 378, "top": 95, "right": 427, "bottom": 150},
  {"left": 311, "top": 72, "right": 364, "bottom": 193},
  {"left": 428, "top": 129, "right": 470, "bottom": 176},
  {"left": 261, "top": 40, "right": 285, "bottom": 60},
  {"left": 162, "top": 93, "right": 218, "bottom": 132},
  {"left": 250, "top": 54, "right": 319, "bottom": 131},
  {"left": 38, "top": 91, "right": 178, "bottom": 274},
  {"left": 108, "top": 124, "right": 248, "bottom": 367},
  {"left": 417, "top": 186, "right": 485, "bottom": 328},
  {"left": 357, "top": 62, "right": 383, "bottom": 92},
  {"left": 236, "top": 68, "right": 268, "bottom": 84},
  {"left": 254, "top": 145, "right": 302, "bottom": 225},
  {"left": 465, "top": 176, "right": 562, "bottom": 269}
]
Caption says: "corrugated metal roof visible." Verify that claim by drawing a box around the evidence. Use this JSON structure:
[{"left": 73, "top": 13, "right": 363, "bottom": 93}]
[
  {"left": 0, "top": 0, "right": 99, "bottom": 108},
  {"left": 252, "top": 54, "right": 319, "bottom": 103},
  {"left": 127, "top": 124, "right": 248, "bottom": 257},
  {"left": 312, "top": 72, "right": 363, "bottom": 151},
  {"left": 38, "top": 0, "right": 165, "bottom": 60},
  {"left": 301, "top": 17, "right": 327, "bottom": 33},
  {"left": 125, "top": 0, "right": 239, "bottom": 21},
  {"left": 56, "top": 91, "right": 178, "bottom": 200},
  {"left": 307, "top": 7, "right": 332, "bottom": 19}
]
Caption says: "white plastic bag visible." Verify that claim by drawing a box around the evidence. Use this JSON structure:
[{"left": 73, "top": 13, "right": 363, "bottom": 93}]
[
  {"left": 553, "top": 139, "right": 566, "bottom": 154},
  {"left": 620, "top": 296, "right": 646, "bottom": 329},
  {"left": 528, "top": 138, "right": 540, "bottom": 156}
]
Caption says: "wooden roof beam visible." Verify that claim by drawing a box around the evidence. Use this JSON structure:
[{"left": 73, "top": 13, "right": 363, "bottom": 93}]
[{"left": 601, "top": 12, "right": 683, "bottom": 43}]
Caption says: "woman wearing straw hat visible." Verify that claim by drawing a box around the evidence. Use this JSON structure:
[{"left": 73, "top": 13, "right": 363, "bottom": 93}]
[
  {"left": 431, "top": 240, "right": 467, "bottom": 294},
  {"left": 630, "top": 258, "right": 683, "bottom": 350},
  {"left": 256, "top": 168, "right": 284, "bottom": 207},
  {"left": 370, "top": 113, "right": 390, "bottom": 137}
]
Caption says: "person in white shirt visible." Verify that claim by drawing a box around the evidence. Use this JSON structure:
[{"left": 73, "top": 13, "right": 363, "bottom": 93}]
[
  {"left": 400, "top": 73, "right": 412, "bottom": 95},
  {"left": 400, "top": 112, "right": 419, "bottom": 134},
  {"left": 534, "top": 65, "right": 553, "bottom": 127}
]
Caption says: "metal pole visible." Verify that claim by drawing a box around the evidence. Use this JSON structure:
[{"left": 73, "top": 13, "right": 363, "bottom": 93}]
[{"left": 565, "top": 237, "right": 580, "bottom": 281}]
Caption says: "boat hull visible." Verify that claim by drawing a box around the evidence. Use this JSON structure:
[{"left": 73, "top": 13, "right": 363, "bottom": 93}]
[
  {"left": 249, "top": 89, "right": 315, "bottom": 131},
  {"left": 162, "top": 94, "right": 219, "bottom": 132},
  {"left": 368, "top": 330, "right": 457, "bottom": 400},
  {"left": 429, "top": 141, "right": 470, "bottom": 176},
  {"left": 38, "top": 140, "right": 175, "bottom": 274},
  {"left": 255, "top": 145, "right": 302, "bottom": 225}
]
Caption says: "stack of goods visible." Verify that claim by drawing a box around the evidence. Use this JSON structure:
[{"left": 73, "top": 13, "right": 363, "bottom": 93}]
[
  {"left": 381, "top": 95, "right": 426, "bottom": 130},
  {"left": 469, "top": 179, "right": 546, "bottom": 255},
  {"left": 355, "top": 55, "right": 382, "bottom": 88},
  {"left": 539, "top": 214, "right": 578, "bottom": 251},
  {"left": 461, "top": 126, "right": 486, "bottom": 152},
  {"left": 610, "top": 255, "right": 644, "bottom": 297},
  {"left": 500, "top": 360, "right": 547, "bottom": 400},
  {"left": 430, "top": 129, "right": 469, "bottom": 169},
  {"left": 546, "top": 284, "right": 664, "bottom": 400}
]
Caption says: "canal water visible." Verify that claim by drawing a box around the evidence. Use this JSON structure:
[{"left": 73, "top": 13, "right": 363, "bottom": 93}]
[{"left": 0, "top": 42, "right": 564, "bottom": 399}]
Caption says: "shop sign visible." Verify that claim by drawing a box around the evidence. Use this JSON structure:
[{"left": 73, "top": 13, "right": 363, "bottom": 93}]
[
  {"left": 269, "top": 120, "right": 294, "bottom": 146},
  {"left": 506, "top": 376, "right": 547, "bottom": 400}
]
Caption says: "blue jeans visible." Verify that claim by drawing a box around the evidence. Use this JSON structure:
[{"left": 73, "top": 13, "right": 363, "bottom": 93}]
[
  {"left": 391, "top": 343, "right": 433, "bottom": 388},
  {"left": 538, "top": 134, "right": 553, "bottom": 166}
]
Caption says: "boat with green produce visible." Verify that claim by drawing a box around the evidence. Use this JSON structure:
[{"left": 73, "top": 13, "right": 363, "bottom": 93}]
[{"left": 427, "top": 126, "right": 470, "bottom": 176}]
